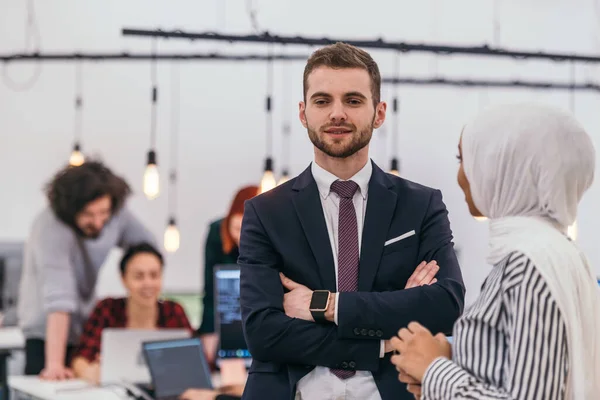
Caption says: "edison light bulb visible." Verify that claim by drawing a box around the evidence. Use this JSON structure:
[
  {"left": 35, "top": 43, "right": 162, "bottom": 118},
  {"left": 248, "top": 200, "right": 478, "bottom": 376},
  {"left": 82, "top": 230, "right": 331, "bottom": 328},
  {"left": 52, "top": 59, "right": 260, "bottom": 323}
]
[
  {"left": 69, "top": 144, "right": 84, "bottom": 166},
  {"left": 260, "top": 170, "right": 277, "bottom": 193},
  {"left": 567, "top": 220, "right": 578, "bottom": 241},
  {"left": 143, "top": 164, "right": 159, "bottom": 199},
  {"left": 474, "top": 216, "right": 488, "bottom": 221},
  {"left": 164, "top": 219, "right": 180, "bottom": 252},
  {"left": 260, "top": 158, "right": 277, "bottom": 193},
  {"left": 143, "top": 150, "right": 160, "bottom": 200},
  {"left": 389, "top": 169, "right": 399, "bottom": 176}
]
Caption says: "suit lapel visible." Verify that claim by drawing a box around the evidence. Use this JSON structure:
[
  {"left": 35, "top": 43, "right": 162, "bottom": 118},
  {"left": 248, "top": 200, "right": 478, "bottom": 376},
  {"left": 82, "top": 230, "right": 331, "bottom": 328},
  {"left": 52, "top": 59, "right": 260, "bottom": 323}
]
[
  {"left": 292, "top": 166, "right": 337, "bottom": 292},
  {"left": 359, "top": 163, "right": 397, "bottom": 291}
]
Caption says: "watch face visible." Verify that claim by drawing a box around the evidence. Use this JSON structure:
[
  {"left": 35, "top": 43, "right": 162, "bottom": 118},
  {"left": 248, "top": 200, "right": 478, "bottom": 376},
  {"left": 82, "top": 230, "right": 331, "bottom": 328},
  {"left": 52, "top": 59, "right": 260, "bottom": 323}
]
[{"left": 310, "top": 291, "right": 329, "bottom": 310}]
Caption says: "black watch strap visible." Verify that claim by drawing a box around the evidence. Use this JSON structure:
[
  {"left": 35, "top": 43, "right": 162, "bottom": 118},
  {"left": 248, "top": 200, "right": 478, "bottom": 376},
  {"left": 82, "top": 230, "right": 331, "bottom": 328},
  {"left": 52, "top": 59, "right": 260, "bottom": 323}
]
[{"left": 311, "top": 309, "right": 327, "bottom": 323}]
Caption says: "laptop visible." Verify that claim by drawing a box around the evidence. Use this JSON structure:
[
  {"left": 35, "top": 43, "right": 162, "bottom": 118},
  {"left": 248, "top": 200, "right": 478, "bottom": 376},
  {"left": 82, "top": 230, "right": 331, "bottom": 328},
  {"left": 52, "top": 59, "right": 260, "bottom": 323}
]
[
  {"left": 100, "top": 328, "right": 190, "bottom": 385},
  {"left": 214, "top": 265, "right": 252, "bottom": 368},
  {"left": 142, "top": 337, "right": 213, "bottom": 400}
]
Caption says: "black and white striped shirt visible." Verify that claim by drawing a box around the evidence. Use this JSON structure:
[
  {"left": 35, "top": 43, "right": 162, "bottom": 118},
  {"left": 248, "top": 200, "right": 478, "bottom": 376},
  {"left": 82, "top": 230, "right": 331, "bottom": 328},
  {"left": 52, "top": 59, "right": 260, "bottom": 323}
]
[{"left": 422, "top": 252, "right": 569, "bottom": 399}]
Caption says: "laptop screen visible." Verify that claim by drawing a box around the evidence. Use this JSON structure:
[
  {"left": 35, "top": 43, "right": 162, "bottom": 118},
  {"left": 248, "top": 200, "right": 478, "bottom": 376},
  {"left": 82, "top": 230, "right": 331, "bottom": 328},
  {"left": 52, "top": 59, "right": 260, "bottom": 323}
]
[
  {"left": 214, "top": 266, "right": 251, "bottom": 360},
  {"left": 143, "top": 338, "right": 212, "bottom": 397}
]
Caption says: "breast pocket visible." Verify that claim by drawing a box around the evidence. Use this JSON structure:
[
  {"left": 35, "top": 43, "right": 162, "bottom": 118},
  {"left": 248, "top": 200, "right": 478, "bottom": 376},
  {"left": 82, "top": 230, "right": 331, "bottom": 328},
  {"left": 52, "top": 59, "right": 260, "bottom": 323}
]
[
  {"left": 382, "top": 235, "right": 418, "bottom": 255},
  {"left": 377, "top": 240, "right": 420, "bottom": 290}
]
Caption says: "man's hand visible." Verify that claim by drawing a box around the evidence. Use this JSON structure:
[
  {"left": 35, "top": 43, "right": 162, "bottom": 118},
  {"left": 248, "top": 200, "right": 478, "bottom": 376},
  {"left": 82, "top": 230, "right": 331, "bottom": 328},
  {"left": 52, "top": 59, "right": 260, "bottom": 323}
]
[
  {"left": 405, "top": 260, "right": 439, "bottom": 289},
  {"left": 39, "top": 363, "right": 74, "bottom": 381},
  {"left": 280, "top": 273, "right": 314, "bottom": 321}
]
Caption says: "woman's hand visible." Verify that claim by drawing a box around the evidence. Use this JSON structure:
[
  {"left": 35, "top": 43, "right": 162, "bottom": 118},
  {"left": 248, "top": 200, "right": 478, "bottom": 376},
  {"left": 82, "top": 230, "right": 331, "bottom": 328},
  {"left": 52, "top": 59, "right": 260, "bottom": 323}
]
[
  {"left": 390, "top": 322, "right": 452, "bottom": 382},
  {"left": 70, "top": 355, "right": 100, "bottom": 385},
  {"left": 399, "top": 369, "right": 422, "bottom": 399}
]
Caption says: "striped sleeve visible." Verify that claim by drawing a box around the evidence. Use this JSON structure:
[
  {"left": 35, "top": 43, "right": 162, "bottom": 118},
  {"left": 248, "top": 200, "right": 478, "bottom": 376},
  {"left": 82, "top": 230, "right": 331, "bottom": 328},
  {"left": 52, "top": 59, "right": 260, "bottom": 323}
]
[{"left": 422, "top": 260, "right": 568, "bottom": 400}]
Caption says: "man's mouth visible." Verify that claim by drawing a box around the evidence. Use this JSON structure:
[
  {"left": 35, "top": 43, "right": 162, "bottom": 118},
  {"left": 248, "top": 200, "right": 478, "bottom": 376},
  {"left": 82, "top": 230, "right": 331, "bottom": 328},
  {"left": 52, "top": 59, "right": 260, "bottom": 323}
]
[{"left": 324, "top": 127, "right": 353, "bottom": 135}]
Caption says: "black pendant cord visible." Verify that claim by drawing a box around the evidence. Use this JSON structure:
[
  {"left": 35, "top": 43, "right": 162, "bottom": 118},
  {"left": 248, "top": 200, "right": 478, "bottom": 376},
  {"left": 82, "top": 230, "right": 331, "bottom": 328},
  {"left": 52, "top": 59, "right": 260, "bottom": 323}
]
[
  {"left": 73, "top": 60, "right": 83, "bottom": 148},
  {"left": 168, "top": 62, "right": 180, "bottom": 223},
  {"left": 265, "top": 43, "right": 274, "bottom": 162},
  {"left": 150, "top": 39, "right": 158, "bottom": 153},
  {"left": 391, "top": 51, "right": 400, "bottom": 172},
  {"left": 281, "top": 46, "right": 291, "bottom": 175}
]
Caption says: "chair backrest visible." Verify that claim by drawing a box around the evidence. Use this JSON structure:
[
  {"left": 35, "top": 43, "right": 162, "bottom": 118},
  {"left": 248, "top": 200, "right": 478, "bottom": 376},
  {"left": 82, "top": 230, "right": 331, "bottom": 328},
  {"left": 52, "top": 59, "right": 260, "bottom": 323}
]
[{"left": 0, "top": 242, "right": 24, "bottom": 326}]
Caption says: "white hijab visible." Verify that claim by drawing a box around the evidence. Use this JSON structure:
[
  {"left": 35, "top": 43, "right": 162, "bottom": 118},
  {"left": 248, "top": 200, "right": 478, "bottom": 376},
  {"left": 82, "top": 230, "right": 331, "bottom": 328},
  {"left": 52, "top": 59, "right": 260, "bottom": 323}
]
[{"left": 461, "top": 103, "right": 600, "bottom": 399}]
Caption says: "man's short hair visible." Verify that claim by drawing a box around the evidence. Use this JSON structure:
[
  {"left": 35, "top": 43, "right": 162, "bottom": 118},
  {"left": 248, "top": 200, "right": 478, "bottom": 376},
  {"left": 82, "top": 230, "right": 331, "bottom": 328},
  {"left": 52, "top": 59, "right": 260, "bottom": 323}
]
[{"left": 303, "top": 42, "right": 381, "bottom": 108}]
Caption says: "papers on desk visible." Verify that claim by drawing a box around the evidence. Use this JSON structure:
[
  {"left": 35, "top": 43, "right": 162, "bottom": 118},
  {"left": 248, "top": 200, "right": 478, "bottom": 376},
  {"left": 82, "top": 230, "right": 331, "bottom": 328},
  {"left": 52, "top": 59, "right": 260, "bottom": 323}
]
[
  {"left": 0, "top": 327, "right": 24, "bottom": 350},
  {"left": 9, "top": 376, "right": 126, "bottom": 400}
]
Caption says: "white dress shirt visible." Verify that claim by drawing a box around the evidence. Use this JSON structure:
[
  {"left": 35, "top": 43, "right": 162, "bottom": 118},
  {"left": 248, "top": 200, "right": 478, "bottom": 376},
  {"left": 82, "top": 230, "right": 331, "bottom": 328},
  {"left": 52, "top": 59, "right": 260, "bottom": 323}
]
[{"left": 295, "top": 160, "right": 383, "bottom": 400}]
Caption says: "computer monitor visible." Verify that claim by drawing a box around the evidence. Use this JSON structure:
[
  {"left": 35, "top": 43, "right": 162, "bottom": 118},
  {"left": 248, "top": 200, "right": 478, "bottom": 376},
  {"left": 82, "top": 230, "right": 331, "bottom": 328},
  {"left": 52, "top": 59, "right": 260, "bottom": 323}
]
[
  {"left": 214, "top": 265, "right": 251, "bottom": 367},
  {"left": 143, "top": 337, "right": 213, "bottom": 400}
]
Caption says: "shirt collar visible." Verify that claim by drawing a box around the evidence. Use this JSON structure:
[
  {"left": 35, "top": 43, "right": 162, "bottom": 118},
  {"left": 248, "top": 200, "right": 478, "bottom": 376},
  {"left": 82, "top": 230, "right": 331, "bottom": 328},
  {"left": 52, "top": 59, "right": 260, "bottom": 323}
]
[{"left": 311, "top": 159, "right": 372, "bottom": 200}]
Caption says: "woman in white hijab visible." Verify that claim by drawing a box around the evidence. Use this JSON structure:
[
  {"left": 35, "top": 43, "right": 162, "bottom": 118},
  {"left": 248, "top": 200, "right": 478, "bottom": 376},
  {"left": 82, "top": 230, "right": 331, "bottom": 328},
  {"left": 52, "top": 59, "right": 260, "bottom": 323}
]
[{"left": 390, "top": 103, "right": 600, "bottom": 399}]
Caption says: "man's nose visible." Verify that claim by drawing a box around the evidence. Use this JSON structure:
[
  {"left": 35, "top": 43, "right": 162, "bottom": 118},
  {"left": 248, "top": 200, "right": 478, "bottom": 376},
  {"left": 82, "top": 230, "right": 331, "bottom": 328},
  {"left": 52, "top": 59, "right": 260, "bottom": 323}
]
[{"left": 330, "top": 101, "right": 347, "bottom": 123}]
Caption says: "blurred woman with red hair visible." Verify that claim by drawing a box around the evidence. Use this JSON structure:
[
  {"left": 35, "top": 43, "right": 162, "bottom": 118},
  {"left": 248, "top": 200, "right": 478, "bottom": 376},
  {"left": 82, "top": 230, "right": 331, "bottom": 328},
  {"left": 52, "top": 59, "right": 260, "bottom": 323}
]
[{"left": 196, "top": 185, "right": 259, "bottom": 364}]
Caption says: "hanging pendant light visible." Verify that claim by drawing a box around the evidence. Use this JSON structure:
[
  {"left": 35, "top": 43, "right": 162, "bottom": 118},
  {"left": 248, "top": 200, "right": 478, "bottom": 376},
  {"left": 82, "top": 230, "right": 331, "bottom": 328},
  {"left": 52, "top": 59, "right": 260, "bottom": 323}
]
[
  {"left": 144, "top": 41, "right": 160, "bottom": 200},
  {"left": 69, "top": 143, "right": 85, "bottom": 167},
  {"left": 69, "top": 62, "right": 85, "bottom": 166},
  {"left": 260, "top": 44, "right": 276, "bottom": 194},
  {"left": 164, "top": 216, "right": 180, "bottom": 252},
  {"left": 389, "top": 96, "right": 401, "bottom": 176},
  {"left": 471, "top": 91, "right": 490, "bottom": 222},
  {"left": 389, "top": 158, "right": 400, "bottom": 177},
  {"left": 278, "top": 57, "right": 292, "bottom": 186},
  {"left": 144, "top": 149, "right": 159, "bottom": 199},
  {"left": 278, "top": 121, "right": 291, "bottom": 186},
  {"left": 260, "top": 157, "right": 277, "bottom": 193},
  {"left": 389, "top": 53, "right": 401, "bottom": 176},
  {"left": 164, "top": 64, "right": 181, "bottom": 252}
]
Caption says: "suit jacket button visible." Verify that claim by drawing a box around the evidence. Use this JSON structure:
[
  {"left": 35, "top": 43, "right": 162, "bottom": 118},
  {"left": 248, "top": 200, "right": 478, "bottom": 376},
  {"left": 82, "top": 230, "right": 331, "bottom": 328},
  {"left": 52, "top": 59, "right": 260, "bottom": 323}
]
[
  {"left": 368, "top": 330, "right": 375, "bottom": 337},
  {"left": 353, "top": 328, "right": 361, "bottom": 335},
  {"left": 376, "top": 330, "right": 383, "bottom": 337},
  {"left": 341, "top": 362, "right": 348, "bottom": 369},
  {"left": 349, "top": 361, "right": 356, "bottom": 369},
  {"left": 361, "top": 329, "right": 368, "bottom": 336}
]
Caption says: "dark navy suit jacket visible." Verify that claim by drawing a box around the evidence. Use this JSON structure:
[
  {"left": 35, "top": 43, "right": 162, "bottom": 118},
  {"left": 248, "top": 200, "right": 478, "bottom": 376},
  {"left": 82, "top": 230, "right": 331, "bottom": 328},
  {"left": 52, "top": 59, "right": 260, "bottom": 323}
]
[{"left": 238, "top": 161, "right": 465, "bottom": 400}]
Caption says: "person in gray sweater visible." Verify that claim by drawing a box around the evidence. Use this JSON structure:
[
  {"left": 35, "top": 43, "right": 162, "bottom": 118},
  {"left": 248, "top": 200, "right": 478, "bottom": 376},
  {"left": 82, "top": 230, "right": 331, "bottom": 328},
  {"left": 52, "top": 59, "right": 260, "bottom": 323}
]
[{"left": 17, "top": 161, "right": 155, "bottom": 379}]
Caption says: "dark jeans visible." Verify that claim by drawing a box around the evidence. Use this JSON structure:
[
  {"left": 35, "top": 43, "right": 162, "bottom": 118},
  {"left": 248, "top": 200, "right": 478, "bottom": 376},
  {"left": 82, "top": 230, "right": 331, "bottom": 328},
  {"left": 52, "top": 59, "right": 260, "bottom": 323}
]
[{"left": 24, "top": 339, "right": 75, "bottom": 375}]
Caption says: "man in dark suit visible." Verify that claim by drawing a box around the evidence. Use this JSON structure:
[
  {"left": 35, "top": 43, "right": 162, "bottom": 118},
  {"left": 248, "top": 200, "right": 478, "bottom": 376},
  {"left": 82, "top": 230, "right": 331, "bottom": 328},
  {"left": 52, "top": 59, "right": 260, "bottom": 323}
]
[{"left": 238, "top": 42, "right": 465, "bottom": 400}]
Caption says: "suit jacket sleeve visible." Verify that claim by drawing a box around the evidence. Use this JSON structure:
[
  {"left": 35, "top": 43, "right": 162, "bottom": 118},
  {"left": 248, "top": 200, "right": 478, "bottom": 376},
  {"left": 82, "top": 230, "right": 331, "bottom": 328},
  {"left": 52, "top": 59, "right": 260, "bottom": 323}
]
[
  {"left": 239, "top": 200, "right": 381, "bottom": 370},
  {"left": 337, "top": 189, "right": 465, "bottom": 339}
]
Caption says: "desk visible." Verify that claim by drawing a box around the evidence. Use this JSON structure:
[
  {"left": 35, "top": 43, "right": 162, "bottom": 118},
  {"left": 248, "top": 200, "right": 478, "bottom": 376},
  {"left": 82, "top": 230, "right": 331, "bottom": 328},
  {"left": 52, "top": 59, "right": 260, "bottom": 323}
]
[
  {"left": 9, "top": 373, "right": 226, "bottom": 400},
  {"left": 9, "top": 376, "right": 126, "bottom": 400},
  {"left": 0, "top": 328, "right": 24, "bottom": 400}
]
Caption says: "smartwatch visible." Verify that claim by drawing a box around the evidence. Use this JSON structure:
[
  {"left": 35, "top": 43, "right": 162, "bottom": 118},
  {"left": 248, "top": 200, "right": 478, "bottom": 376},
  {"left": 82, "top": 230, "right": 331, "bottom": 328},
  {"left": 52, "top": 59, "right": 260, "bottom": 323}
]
[{"left": 310, "top": 290, "right": 331, "bottom": 323}]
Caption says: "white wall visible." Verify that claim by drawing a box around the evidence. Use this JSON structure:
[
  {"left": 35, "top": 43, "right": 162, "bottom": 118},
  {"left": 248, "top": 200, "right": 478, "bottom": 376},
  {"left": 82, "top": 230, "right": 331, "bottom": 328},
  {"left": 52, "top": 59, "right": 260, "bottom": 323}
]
[{"left": 1, "top": 0, "right": 599, "bottom": 306}]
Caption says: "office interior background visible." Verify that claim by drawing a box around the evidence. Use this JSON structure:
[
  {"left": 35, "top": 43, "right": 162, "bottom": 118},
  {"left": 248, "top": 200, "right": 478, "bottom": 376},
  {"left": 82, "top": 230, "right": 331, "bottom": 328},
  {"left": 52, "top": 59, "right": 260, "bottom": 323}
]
[{"left": 1, "top": 0, "right": 600, "bottom": 321}]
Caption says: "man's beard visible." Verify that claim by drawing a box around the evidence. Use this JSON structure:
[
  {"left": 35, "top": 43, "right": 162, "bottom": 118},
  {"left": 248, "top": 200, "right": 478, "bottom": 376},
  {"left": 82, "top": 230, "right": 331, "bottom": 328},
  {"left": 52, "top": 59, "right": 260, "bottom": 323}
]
[
  {"left": 307, "top": 116, "right": 374, "bottom": 159},
  {"left": 75, "top": 224, "right": 102, "bottom": 239}
]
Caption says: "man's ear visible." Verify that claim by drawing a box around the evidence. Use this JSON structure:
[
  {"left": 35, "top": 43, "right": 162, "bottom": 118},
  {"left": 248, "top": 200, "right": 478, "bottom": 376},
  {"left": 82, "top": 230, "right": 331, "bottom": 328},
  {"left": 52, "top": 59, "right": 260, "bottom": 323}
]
[
  {"left": 299, "top": 101, "right": 308, "bottom": 128},
  {"left": 373, "top": 101, "right": 387, "bottom": 129}
]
